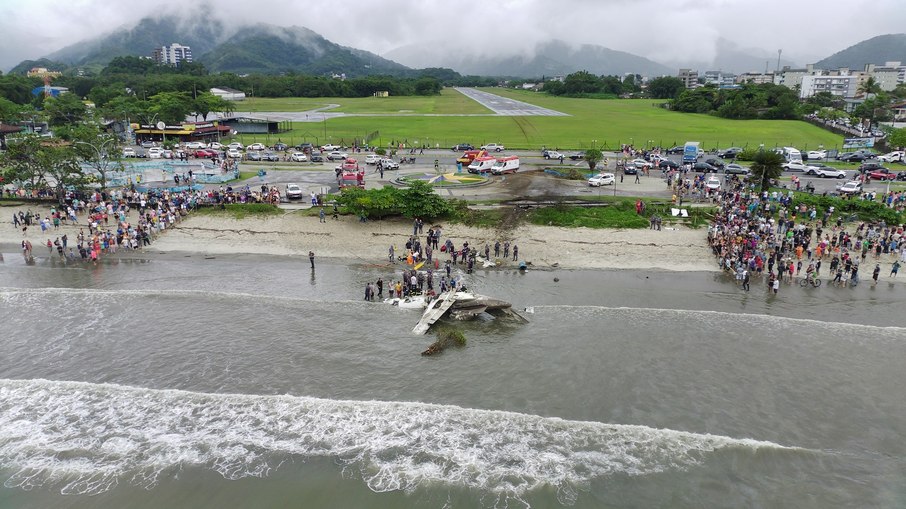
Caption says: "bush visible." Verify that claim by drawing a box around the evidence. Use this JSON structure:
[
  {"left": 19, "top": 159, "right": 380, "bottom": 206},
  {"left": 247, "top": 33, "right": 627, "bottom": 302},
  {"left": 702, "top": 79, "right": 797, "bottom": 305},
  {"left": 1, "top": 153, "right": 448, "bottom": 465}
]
[{"left": 422, "top": 326, "right": 467, "bottom": 356}]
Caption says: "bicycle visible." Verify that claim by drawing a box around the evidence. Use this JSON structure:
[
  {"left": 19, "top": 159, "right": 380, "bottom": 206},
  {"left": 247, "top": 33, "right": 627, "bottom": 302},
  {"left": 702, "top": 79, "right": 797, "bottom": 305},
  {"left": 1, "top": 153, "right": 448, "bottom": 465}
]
[{"left": 799, "top": 275, "right": 822, "bottom": 288}]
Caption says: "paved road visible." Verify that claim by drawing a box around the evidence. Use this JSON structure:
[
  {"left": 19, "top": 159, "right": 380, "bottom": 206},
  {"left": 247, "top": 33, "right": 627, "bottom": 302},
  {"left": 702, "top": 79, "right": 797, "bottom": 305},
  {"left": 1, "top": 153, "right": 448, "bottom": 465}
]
[{"left": 454, "top": 87, "right": 569, "bottom": 117}]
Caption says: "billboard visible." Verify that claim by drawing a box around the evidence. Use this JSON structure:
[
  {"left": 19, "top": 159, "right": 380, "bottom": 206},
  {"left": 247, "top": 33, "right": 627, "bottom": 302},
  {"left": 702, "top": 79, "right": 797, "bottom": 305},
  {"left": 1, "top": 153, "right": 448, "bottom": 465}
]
[{"left": 843, "top": 137, "right": 874, "bottom": 149}]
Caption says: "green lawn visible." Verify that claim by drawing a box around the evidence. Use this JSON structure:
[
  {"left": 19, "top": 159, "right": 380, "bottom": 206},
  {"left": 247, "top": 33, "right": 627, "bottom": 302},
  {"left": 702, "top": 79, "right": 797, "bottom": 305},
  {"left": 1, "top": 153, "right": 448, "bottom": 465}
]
[
  {"left": 239, "top": 88, "right": 491, "bottom": 115},
  {"left": 232, "top": 87, "right": 847, "bottom": 152}
]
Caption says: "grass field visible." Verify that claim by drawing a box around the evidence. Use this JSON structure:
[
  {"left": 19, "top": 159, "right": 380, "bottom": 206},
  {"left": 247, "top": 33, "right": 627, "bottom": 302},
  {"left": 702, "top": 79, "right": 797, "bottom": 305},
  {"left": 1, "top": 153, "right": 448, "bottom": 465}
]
[
  {"left": 232, "top": 87, "right": 846, "bottom": 152},
  {"left": 239, "top": 88, "right": 491, "bottom": 115}
]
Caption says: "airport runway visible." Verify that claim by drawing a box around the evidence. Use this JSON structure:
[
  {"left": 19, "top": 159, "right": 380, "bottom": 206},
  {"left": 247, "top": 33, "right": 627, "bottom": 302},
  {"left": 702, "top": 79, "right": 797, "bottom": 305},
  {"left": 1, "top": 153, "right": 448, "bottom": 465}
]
[{"left": 454, "top": 87, "right": 569, "bottom": 116}]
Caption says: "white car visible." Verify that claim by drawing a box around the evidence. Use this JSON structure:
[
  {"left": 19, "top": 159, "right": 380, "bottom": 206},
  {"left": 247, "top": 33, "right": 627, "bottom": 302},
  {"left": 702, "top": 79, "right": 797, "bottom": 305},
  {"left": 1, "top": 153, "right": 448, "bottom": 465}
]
[
  {"left": 184, "top": 141, "right": 205, "bottom": 150},
  {"left": 815, "top": 168, "right": 847, "bottom": 179},
  {"left": 227, "top": 148, "right": 242, "bottom": 158},
  {"left": 147, "top": 147, "right": 162, "bottom": 159},
  {"left": 877, "top": 151, "right": 904, "bottom": 163},
  {"left": 321, "top": 144, "right": 343, "bottom": 151},
  {"left": 481, "top": 143, "right": 505, "bottom": 152},
  {"left": 248, "top": 143, "right": 266, "bottom": 151},
  {"left": 630, "top": 158, "right": 652, "bottom": 169},
  {"left": 228, "top": 142, "right": 244, "bottom": 151},
  {"left": 285, "top": 183, "right": 304, "bottom": 199},
  {"left": 782, "top": 161, "right": 817, "bottom": 172},
  {"left": 326, "top": 151, "right": 348, "bottom": 161},
  {"left": 837, "top": 181, "right": 862, "bottom": 194},
  {"left": 208, "top": 142, "right": 224, "bottom": 150},
  {"left": 379, "top": 158, "right": 399, "bottom": 170},
  {"left": 290, "top": 152, "right": 308, "bottom": 162},
  {"left": 587, "top": 173, "right": 615, "bottom": 187},
  {"left": 544, "top": 150, "right": 565, "bottom": 160},
  {"left": 806, "top": 150, "right": 827, "bottom": 160},
  {"left": 705, "top": 177, "right": 721, "bottom": 191},
  {"left": 123, "top": 147, "right": 136, "bottom": 158},
  {"left": 364, "top": 154, "right": 381, "bottom": 165}
]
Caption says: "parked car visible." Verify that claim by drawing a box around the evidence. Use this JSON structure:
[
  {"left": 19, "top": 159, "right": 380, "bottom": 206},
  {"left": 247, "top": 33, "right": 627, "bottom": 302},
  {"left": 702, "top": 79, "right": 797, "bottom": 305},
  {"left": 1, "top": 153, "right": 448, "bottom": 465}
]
[
  {"left": 326, "top": 151, "right": 348, "bottom": 161},
  {"left": 666, "top": 146, "right": 684, "bottom": 155},
  {"left": 693, "top": 162, "right": 719, "bottom": 173},
  {"left": 148, "top": 147, "right": 162, "bottom": 159},
  {"left": 481, "top": 143, "right": 505, "bottom": 152},
  {"left": 569, "top": 152, "right": 585, "bottom": 161},
  {"left": 543, "top": 150, "right": 565, "bottom": 160},
  {"left": 194, "top": 149, "right": 216, "bottom": 158},
  {"left": 724, "top": 164, "right": 750, "bottom": 175},
  {"left": 141, "top": 140, "right": 156, "bottom": 149},
  {"left": 262, "top": 151, "right": 280, "bottom": 162},
  {"left": 837, "top": 181, "right": 862, "bottom": 194},
  {"left": 587, "top": 173, "right": 615, "bottom": 187},
  {"left": 310, "top": 154, "right": 324, "bottom": 163},
  {"left": 248, "top": 143, "right": 266, "bottom": 151},
  {"left": 658, "top": 159, "right": 679, "bottom": 170},
  {"left": 451, "top": 143, "right": 474, "bottom": 151},
  {"left": 228, "top": 142, "right": 244, "bottom": 151},
  {"left": 705, "top": 176, "right": 721, "bottom": 191},
  {"left": 285, "top": 183, "right": 304, "bottom": 200},
  {"left": 123, "top": 147, "right": 136, "bottom": 158},
  {"left": 290, "top": 152, "right": 308, "bottom": 162},
  {"left": 717, "top": 147, "right": 743, "bottom": 159},
  {"left": 838, "top": 152, "right": 867, "bottom": 163},
  {"left": 867, "top": 168, "right": 898, "bottom": 181},
  {"left": 227, "top": 148, "right": 242, "bottom": 158},
  {"left": 896, "top": 172, "right": 906, "bottom": 181},
  {"left": 321, "top": 144, "right": 343, "bottom": 151},
  {"left": 858, "top": 162, "right": 884, "bottom": 172},
  {"left": 814, "top": 167, "right": 847, "bottom": 179},
  {"left": 704, "top": 158, "right": 725, "bottom": 169},
  {"left": 783, "top": 161, "right": 816, "bottom": 172},
  {"left": 208, "top": 142, "right": 224, "bottom": 150},
  {"left": 273, "top": 142, "right": 288, "bottom": 152},
  {"left": 247, "top": 151, "right": 262, "bottom": 161},
  {"left": 806, "top": 150, "right": 827, "bottom": 160},
  {"left": 622, "top": 164, "right": 640, "bottom": 175},
  {"left": 877, "top": 151, "right": 903, "bottom": 163},
  {"left": 629, "top": 158, "right": 651, "bottom": 169},
  {"left": 364, "top": 154, "right": 382, "bottom": 165},
  {"left": 802, "top": 162, "right": 832, "bottom": 175},
  {"left": 379, "top": 158, "right": 399, "bottom": 170},
  {"left": 184, "top": 141, "right": 205, "bottom": 150}
]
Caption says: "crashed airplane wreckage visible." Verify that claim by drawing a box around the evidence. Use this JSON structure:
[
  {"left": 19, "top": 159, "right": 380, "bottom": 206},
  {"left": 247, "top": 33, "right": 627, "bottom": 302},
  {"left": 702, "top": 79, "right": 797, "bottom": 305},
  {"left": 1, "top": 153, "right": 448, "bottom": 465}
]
[{"left": 400, "top": 290, "right": 528, "bottom": 335}]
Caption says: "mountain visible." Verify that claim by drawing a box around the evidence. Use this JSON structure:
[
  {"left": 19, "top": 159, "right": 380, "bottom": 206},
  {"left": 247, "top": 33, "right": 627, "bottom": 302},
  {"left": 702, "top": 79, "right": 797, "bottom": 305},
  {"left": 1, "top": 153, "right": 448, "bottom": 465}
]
[
  {"left": 664, "top": 38, "right": 797, "bottom": 74},
  {"left": 29, "top": 15, "right": 408, "bottom": 77},
  {"left": 815, "top": 34, "right": 906, "bottom": 69},
  {"left": 384, "top": 39, "right": 672, "bottom": 78},
  {"left": 8, "top": 58, "right": 71, "bottom": 75},
  {"left": 196, "top": 25, "right": 408, "bottom": 76},
  {"left": 45, "top": 15, "right": 226, "bottom": 67}
]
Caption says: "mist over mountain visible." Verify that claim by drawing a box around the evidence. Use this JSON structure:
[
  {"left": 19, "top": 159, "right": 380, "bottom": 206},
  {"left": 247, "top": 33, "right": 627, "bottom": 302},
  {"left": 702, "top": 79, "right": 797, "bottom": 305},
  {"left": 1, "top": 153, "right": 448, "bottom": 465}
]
[
  {"left": 814, "top": 34, "right": 906, "bottom": 69},
  {"left": 384, "top": 39, "right": 672, "bottom": 78}
]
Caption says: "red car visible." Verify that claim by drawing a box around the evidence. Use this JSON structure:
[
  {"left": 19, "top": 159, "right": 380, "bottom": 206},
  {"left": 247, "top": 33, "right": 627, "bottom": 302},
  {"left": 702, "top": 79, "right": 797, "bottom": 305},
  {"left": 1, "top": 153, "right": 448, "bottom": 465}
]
[
  {"left": 867, "top": 168, "right": 897, "bottom": 181},
  {"left": 194, "top": 149, "right": 216, "bottom": 158}
]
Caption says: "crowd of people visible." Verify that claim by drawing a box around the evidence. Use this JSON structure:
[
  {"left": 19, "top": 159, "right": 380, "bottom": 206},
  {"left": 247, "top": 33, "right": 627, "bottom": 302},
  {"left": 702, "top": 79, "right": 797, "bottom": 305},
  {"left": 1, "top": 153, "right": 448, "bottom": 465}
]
[
  {"left": 362, "top": 217, "right": 522, "bottom": 303},
  {"left": 707, "top": 178, "right": 905, "bottom": 293}
]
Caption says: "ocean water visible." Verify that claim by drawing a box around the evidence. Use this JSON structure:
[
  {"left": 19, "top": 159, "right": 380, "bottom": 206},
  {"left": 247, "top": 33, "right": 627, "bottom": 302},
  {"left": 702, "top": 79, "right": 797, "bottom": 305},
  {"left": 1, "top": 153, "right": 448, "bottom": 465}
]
[{"left": 0, "top": 253, "right": 904, "bottom": 508}]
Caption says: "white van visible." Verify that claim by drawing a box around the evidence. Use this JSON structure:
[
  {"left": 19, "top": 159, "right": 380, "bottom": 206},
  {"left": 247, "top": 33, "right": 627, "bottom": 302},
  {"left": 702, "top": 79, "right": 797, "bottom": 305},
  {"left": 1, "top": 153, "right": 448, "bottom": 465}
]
[
  {"left": 364, "top": 154, "right": 381, "bottom": 165},
  {"left": 780, "top": 147, "right": 802, "bottom": 162},
  {"left": 467, "top": 156, "right": 496, "bottom": 174},
  {"left": 491, "top": 156, "right": 520, "bottom": 175}
]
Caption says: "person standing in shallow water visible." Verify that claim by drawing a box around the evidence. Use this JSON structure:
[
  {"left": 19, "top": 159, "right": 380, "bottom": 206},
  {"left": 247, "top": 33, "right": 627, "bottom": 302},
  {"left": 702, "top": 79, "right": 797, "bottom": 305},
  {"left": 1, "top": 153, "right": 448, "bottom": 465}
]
[{"left": 309, "top": 251, "right": 315, "bottom": 269}]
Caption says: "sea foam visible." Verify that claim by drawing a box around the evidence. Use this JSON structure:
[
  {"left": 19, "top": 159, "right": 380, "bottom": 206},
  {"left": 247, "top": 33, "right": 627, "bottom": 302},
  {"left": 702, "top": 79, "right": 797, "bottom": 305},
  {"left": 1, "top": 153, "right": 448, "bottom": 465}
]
[{"left": 0, "top": 378, "right": 793, "bottom": 503}]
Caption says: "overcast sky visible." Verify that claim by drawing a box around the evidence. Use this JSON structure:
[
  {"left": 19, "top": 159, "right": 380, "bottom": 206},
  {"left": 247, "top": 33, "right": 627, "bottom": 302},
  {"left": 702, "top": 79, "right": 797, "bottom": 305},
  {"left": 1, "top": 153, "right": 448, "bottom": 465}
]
[{"left": 1, "top": 0, "right": 904, "bottom": 71}]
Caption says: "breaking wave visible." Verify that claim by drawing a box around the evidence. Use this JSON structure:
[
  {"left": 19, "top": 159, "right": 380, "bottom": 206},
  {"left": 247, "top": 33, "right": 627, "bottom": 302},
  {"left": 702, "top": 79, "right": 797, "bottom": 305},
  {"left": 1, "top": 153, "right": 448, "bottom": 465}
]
[{"left": 0, "top": 378, "right": 796, "bottom": 503}]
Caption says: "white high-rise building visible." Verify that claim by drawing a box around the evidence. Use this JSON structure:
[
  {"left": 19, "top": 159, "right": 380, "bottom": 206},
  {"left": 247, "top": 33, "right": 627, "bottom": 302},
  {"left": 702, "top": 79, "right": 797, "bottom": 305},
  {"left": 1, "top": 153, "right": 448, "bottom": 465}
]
[{"left": 152, "top": 43, "right": 193, "bottom": 66}]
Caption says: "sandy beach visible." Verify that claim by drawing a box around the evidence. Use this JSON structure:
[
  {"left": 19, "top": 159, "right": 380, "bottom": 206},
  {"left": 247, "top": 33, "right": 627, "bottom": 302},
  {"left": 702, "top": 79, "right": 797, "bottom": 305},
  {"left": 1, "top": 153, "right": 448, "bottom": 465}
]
[{"left": 0, "top": 203, "right": 716, "bottom": 272}]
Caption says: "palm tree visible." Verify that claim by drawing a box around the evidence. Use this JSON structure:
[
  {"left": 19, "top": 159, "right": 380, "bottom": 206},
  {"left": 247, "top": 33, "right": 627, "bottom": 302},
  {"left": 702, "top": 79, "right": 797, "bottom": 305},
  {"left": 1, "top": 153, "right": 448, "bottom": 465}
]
[
  {"left": 750, "top": 150, "right": 784, "bottom": 191},
  {"left": 858, "top": 77, "right": 882, "bottom": 97}
]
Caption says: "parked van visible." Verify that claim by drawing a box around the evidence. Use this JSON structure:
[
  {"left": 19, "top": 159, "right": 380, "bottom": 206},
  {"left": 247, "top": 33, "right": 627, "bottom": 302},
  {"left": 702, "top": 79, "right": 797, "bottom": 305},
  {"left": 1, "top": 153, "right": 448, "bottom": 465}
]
[
  {"left": 457, "top": 149, "right": 487, "bottom": 165},
  {"left": 682, "top": 142, "right": 700, "bottom": 164},
  {"left": 491, "top": 156, "right": 520, "bottom": 175},
  {"left": 467, "top": 156, "right": 496, "bottom": 174},
  {"left": 779, "top": 147, "right": 802, "bottom": 162}
]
